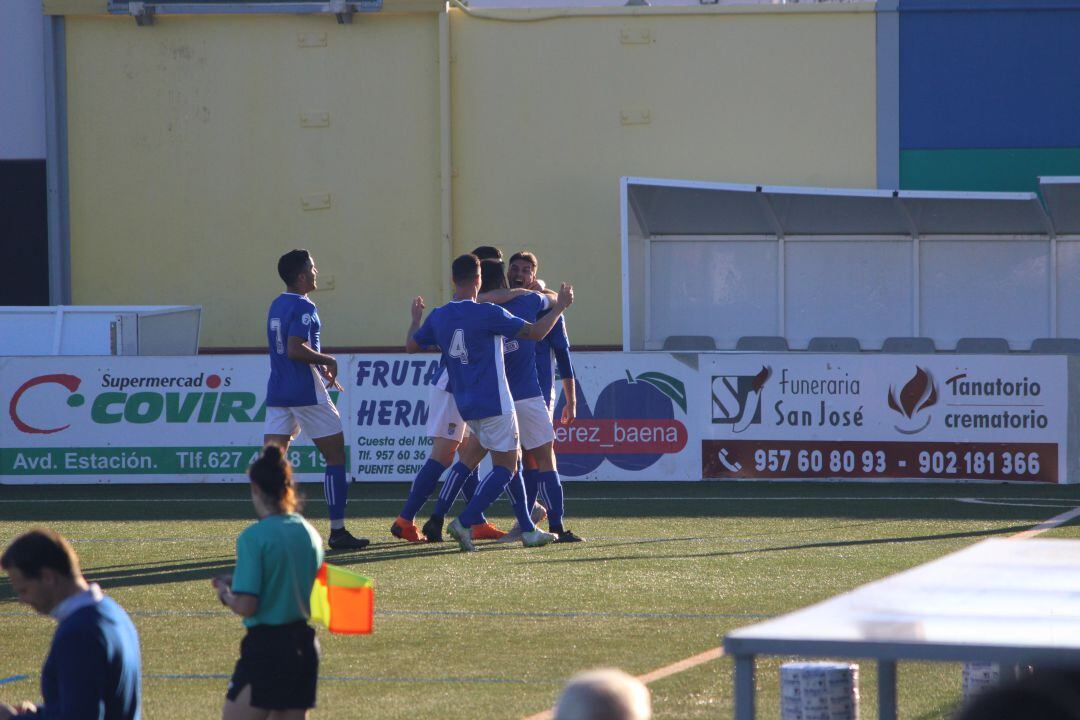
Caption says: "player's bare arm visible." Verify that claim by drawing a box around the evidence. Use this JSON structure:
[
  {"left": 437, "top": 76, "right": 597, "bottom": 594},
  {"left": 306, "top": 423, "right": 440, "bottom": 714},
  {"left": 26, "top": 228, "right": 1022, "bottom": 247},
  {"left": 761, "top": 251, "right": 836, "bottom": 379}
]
[
  {"left": 405, "top": 297, "right": 427, "bottom": 354},
  {"left": 518, "top": 283, "right": 574, "bottom": 341},
  {"left": 286, "top": 336, "right": 340, "bottom": 386},
  {"left": 529, "top": 278, "right": 557, "bottom": 301},
  {"left": 477, "top": 287, "right": 532, "bottom": 304},
  {"left": 560, "top": 377, "right": 577, "bottom": 423}
]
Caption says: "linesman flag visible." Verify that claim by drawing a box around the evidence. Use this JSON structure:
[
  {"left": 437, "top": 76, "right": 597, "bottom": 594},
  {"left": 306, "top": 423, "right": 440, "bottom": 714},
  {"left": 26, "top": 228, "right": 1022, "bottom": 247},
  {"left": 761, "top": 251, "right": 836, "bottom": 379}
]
[{"left": 310, "top": 563, "right": 374, "bottom": 634}]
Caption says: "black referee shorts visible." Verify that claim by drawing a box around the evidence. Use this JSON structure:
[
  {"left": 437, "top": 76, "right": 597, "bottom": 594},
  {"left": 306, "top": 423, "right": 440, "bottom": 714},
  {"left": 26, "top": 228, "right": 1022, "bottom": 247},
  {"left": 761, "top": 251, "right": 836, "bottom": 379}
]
[{"left": 227, "top": 620, "right": 320, "bottom": 710}]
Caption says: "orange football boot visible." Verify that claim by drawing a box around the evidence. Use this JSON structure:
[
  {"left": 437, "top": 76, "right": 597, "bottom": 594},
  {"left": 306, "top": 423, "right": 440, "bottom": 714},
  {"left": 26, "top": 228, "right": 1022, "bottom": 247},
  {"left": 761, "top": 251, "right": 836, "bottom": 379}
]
[
  {"left": 390, "top": 516, "right": 427, "bottom": 543},
  {"left": 471, "top": 521, "right": 508, "bottom": 540}
]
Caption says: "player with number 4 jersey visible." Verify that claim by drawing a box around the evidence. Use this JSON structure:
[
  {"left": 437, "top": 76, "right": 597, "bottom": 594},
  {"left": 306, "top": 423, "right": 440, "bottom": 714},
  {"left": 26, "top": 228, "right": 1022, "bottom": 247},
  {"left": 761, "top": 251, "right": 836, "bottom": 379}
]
[
  {"left": 391, "top": 248, "right": 532, "bottom": 544},
  {"left": 406, "top": 253, "right": 574, "bottom": 552}
]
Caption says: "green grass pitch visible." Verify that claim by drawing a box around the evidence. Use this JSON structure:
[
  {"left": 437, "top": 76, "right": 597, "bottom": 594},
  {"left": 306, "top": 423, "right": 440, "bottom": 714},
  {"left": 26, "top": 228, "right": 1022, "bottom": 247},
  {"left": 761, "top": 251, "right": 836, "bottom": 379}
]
[{"left": 2, "top": 481, "right": 1080, "bottom": 719}]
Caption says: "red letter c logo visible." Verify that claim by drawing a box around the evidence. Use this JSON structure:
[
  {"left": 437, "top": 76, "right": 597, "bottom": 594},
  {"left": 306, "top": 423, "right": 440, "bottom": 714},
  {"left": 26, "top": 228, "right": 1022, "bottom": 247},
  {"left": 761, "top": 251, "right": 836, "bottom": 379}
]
[{"left": 9, "top": 374, "right": 82, "bottom": 434}]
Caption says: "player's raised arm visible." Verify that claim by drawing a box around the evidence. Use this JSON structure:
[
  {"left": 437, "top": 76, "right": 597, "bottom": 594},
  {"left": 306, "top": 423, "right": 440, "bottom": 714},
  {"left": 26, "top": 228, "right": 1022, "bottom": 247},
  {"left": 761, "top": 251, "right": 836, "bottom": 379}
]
[
  {"left": 406, "top": 296, "right": 430, "bottom": 354},
  {"left": 518, "top": 282, "right": 574, "bottom": 341},
  {"left": 530, "top": 278, "right": 558, "bottom": 302}
]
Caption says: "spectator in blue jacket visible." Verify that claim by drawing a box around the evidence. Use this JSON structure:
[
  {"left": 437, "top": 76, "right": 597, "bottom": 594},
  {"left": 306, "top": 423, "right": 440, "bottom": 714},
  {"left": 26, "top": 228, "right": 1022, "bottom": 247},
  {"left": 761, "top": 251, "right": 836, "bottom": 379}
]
[{"left": 0, "top": 528, "right": 141, "bottom": 720}]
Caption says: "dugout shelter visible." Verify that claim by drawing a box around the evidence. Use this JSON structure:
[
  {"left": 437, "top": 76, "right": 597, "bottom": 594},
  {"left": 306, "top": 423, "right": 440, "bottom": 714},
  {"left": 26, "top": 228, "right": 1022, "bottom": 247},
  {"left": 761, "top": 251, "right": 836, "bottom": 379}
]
[{"left": 621, "top": 176, "right": 1080, "bottom": 353}]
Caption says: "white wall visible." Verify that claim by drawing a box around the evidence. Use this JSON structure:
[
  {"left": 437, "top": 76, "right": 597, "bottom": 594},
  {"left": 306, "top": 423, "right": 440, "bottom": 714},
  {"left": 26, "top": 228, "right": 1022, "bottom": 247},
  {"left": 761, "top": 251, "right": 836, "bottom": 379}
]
[{"left": 640, "top": 234, "right": 1056, "bottom": 351}]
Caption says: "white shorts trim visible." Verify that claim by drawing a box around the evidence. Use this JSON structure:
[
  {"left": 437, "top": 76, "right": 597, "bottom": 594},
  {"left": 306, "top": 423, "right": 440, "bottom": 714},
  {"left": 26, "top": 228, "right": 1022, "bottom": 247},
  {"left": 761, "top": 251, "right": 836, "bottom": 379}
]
[
  {"left": 264, "top": 402, "right": 342, "bottom": 441},
  {"left": 311, "top": 366, "right": 333, "bottom": 405},
  {"left": 515, "top": 396, "right": 556, "bottom": 451},
  {"left": 466, "top": 413, "right": 519, "bottom": 453},
  {"left": 425, "top": 386, "right": 466, "bottom": 442}
]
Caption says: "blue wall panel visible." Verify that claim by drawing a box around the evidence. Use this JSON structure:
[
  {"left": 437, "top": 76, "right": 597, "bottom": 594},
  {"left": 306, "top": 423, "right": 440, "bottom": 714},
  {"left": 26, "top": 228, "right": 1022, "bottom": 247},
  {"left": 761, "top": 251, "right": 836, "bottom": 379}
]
[{"left": 899, "top": 0, "right": 1080, "bottom": 150}]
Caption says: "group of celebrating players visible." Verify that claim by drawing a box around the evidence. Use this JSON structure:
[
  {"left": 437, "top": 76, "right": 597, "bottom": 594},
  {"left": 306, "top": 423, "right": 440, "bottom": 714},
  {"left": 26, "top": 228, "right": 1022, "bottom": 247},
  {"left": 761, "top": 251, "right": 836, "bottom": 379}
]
[
  {"left": 0, "top": 246, "right": 587, "bottom": 720},
  {"left": 265, "top": 245, "right": 582, "bottom": 553}
]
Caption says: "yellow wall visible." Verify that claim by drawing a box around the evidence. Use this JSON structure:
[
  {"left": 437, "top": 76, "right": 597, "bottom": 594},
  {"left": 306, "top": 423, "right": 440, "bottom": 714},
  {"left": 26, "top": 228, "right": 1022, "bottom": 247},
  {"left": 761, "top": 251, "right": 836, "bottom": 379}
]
[
  {"left": 65, "top": 13, "right": 444, "bottom": 347},
  {"left": 61, "top": 4, "right": 877, "bottom": 348},
  {"left": 451, "top": 5, "right": 877, "bottom": 345}
]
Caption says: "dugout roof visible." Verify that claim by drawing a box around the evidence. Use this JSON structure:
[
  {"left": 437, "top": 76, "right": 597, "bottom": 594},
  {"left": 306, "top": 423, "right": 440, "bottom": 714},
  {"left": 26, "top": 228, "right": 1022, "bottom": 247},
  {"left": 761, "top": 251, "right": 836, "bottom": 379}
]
[
  {"left": 623, "top": 178, "right": 1054, "bottom": 238},
  {"left": 1040, "top": 176, "right": 1080, "bottom": 235}
]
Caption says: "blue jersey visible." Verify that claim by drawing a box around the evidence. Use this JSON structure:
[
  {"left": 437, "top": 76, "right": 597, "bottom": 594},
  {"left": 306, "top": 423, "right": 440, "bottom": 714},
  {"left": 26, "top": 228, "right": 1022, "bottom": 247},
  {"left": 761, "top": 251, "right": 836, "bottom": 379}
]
[
  {"left": 266, "top": 293, "right": 324, "bottom": 407},
  {"left": 40, "top": 594, "right": 141, "bottom": 720},
  {"left": 536, "top": 312, "right": 574, "bottom": 408},
  {"left": 413, "top": 300, "right": 526, "bottom": 421},
  {"left": 501, "top": 293, "right": 549, "bottom": 401}
]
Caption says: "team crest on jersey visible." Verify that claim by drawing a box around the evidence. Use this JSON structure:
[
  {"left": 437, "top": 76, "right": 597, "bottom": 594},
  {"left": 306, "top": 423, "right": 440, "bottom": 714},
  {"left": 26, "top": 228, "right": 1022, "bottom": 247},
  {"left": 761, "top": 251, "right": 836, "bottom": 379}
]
[
  {"left": 447, "top": 422, "right": 457, "bottom": 434},
  {"left": 302, "top": 314, "right": 312, "bottom": 325}
]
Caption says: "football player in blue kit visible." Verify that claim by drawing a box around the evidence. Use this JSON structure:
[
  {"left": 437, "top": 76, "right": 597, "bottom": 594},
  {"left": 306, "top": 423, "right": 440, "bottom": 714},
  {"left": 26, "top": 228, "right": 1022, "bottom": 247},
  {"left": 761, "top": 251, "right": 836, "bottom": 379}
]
[
  {"left": 426, "top": 258, "right": 572, "bottom": 544},
  {"left": 505, "top": 250, "right": 583, "bottom": 542},
  {"left": 406, "top": 253, "right": 573, "bottom": 552},
  {"left": 263, "top": 250, "right": 368, "bottom": 551},
  {"left": 391, "top": 247, "right": 531, "bottom": 543}
]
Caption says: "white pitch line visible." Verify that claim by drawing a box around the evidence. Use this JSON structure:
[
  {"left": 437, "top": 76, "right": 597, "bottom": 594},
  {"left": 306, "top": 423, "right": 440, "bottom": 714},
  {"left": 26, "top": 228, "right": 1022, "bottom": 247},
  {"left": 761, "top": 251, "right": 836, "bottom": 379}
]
[
  {"left": 2, "top": 495, "right": 1079, "bottom": 504},
  {"left": 957, "top": 498, "right": 1075, "bottom": 508},
  {"left": 1008, "top": 506, "right": 1080, "bottom": 540},
  {"left": 522, "top": 647, "right": 726, "bottom": 720}
]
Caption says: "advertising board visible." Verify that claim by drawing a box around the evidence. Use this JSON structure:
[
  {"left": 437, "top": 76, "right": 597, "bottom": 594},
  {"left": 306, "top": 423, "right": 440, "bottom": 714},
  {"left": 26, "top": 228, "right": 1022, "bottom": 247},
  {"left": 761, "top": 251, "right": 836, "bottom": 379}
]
[
  {"left": 1, "top": 352, "right": 1069, "bottom": 484},
  {"left": 345, "top": 353, "right": 700, "bottom": 481},
  {"left": 701, "top": 354, "right": 1067, "bottom": 483},
  {"left": 0, "top": 356, "right": 337, "bottom": 483}
]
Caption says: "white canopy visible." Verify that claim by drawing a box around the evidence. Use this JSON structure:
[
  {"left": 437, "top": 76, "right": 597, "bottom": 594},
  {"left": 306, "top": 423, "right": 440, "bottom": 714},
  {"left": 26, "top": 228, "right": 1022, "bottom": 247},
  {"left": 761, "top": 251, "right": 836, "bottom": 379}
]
[{"left": 621, "top": 176, "right": 1078, "bottom": 351}]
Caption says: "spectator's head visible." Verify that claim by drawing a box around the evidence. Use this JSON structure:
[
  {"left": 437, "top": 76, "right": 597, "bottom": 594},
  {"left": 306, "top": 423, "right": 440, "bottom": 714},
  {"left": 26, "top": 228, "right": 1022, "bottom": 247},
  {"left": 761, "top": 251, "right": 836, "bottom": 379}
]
[
  {"left": 1, "top": 528, "right": 85, "bottom": 615},
  {"left": 480, "top": 259, "right": 509, "bottom": 293},
  {"left": 471, "top": 246, "right": 503, "bottom": 261},
  {"left": 955, "top": 668, "right": 1080, "bottom": 720},
  {"left": 554, "top": 668, "right": 652, "bottom": 720},
  {"left": 277, "top": 249, "right": 314, "bottom": 290},
  {"left": 508, "top": 251, "right": 539, "bottom": 289},
  {"left": 452, "top": 254, "right": 481, "bottom": 291},
  {"left": 248, "top": 444, "right": 302, "bottom": 515}
]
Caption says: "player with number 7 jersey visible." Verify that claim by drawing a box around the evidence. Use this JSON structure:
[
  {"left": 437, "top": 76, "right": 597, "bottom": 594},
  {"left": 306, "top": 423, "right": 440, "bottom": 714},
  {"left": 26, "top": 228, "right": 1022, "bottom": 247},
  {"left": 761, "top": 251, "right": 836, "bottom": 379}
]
[
  {"left": 264, "top": 250, "right": 368, "bottom": 552},
  {"left": 406, "top": 253, "right": 574, "bottom": 551}
]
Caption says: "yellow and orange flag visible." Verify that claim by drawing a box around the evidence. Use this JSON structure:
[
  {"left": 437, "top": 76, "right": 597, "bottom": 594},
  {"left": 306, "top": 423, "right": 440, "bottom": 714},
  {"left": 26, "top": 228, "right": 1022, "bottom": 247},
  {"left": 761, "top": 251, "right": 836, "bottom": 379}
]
[{"left": 309, "top": 563, "right": 374, "bottom": 634}]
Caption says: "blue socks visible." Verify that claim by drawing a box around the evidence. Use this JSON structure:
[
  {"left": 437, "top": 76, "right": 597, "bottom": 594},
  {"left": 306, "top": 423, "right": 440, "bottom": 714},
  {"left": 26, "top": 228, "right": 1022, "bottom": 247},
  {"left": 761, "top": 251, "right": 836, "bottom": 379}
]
[
  {"left": 505, "top": 469, "right": 536, "bottom": 532},
  {"left": 400, "top": 459, "right": 446, "bottom": 521},
  {"left": 462, "top": 468, "right": 479, "bottom": 502},
  {"left": 459, "top": 467, "right": 489, "bottom": 523},
  {"left": 325, "top": 464, "right": 348, "bottom": 529},
  {"left": 459, "top": 466, "right": 513, "bottom": 527},
  {"left": 433, "top": 462, "right": 471, "bottom": 517},
  {"left": 523, "top": 468, "right": 541, "bottom": 510},
  {"left": 538, "top": 470, "right": 564, "bottom": 528}
]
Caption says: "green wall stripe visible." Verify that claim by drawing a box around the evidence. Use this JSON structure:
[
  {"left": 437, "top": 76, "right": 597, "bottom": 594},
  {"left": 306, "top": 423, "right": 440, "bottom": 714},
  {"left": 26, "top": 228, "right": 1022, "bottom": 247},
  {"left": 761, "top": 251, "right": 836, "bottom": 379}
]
[{"left": 901, "top": 148, "right": 1080, "bottom": 194}]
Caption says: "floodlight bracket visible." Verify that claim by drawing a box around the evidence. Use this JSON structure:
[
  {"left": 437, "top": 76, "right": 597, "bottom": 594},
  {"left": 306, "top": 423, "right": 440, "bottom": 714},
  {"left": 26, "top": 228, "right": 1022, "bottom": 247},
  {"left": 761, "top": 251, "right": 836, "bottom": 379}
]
[
  {"left": 330, "top": 0, "right": 353, "bottom": 22},
  {"left": 111, "top": 0, "right": 384, "bottom": 25},
  {"left": 128, "top": 2, "right": 156, "bottom": 24}
]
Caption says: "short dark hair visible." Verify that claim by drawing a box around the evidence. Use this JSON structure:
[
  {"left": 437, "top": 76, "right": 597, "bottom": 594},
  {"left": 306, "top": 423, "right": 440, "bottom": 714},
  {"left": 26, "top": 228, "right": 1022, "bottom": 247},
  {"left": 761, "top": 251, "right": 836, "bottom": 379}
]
[
  {"left": 955, "top": 668, "right": 1080, "bottom": 720},
  {"left": 1, "top": 528, "right": 81, "bottom": 580},
  {"left": 452, "top": 254, "right": 481, "bottom": 284},
  {"left": 249, "top": 445, "right": 302, "bottom": 514},
  {"left": 480, "top": 259, "right": 508, "bottom": 293},
  {"left": 508, "top": 251, "right": 538, "bottom": 271},
  {"left": 277, "top": 249, "right": 312, "bottom": 286},
  {"left": 471, "top": 246, "right": 503, "bottom": 261}
]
